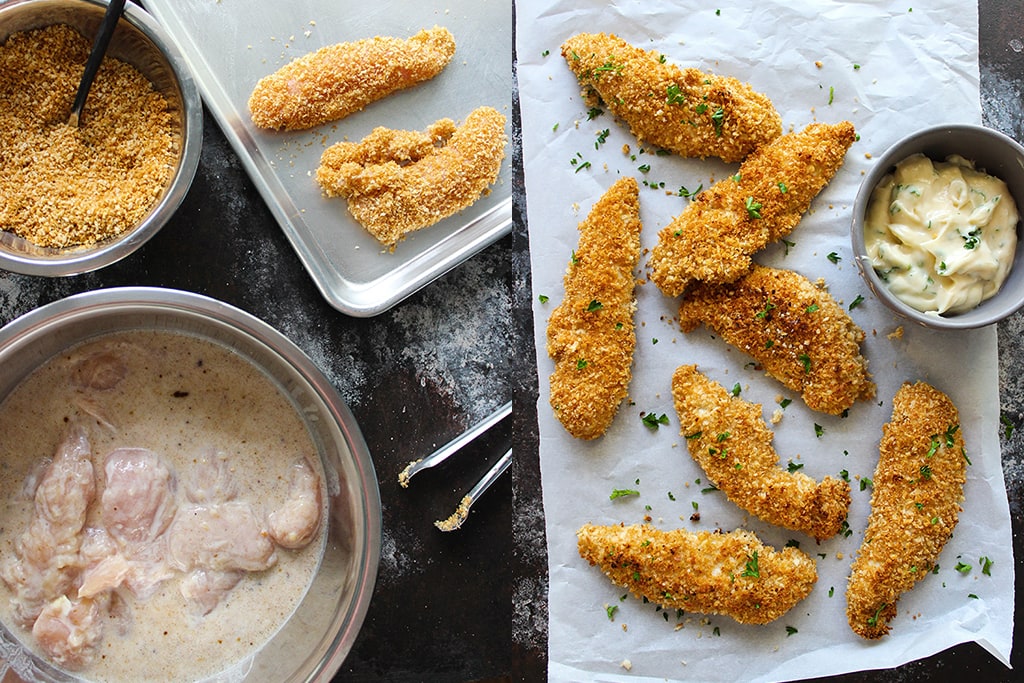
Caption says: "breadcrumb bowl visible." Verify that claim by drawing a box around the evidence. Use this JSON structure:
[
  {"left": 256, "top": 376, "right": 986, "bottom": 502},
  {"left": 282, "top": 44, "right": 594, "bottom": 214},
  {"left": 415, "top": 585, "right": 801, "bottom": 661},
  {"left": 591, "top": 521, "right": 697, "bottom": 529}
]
[
  {"left": 852, "top": 123, "right": 1024, "bottom": 330},
  {"left": 0, "top": 288, "right": 381, "bottom": 681},
  {"left": 0, "top": 0, "right": 202, "bottom": 276}
]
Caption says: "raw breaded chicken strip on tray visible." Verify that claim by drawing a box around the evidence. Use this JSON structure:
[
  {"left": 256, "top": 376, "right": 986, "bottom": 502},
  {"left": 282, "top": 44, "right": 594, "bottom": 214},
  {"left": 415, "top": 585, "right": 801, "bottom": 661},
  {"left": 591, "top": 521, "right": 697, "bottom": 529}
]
[
  {"left": 561, "top": 32, "right": 781, "bottom": 163},
  {"left": 577, "top": 523, "right": 817, "bottom": 625},
  {"left": 547, "top": 177, "right": 641, "bottom": 440},
  {"left": 316, "top": 106, "right": 507, "bottom": 248},
  {"left": 649, "top": 121, "right": 857, "bottom": 297},
  {"left": 671, "top": 365, "right": 851, "bottom": 540},
  {"left": 846, "top": 382, "right": 968, "bottom": 639},
  {"left": 248, "top": 26, "right": 456, "bottom": 131},
  {"left": 678, "top": 264, "right": 875, "bottom": 416}
]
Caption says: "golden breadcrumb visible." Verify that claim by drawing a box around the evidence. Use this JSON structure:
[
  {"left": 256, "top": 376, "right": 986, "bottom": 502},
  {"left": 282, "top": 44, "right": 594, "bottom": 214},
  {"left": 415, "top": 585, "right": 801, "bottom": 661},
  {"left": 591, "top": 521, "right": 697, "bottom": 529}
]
[
  {"left": 846, "top": 382, "right": 967, "bottom": 639},
  {"left": 547, "top": 178, "right": 642, "bottom": 440},
  {"left": 649, "top": 121, "right": 856, "bottom": 297},
  {"left": 678, "top": 265, "right": 875, "bottom": 416},
  {"left": 316, "top": 106, "right": 507, "bottom": 247},
  {"left": 561, "top": 33, "right": 781, "bottom": 163},
  {"left": 577, "top": 523, "right": 817, "bottom": 625},
  {"left": 248, "top": 26, "right": 455, "bottom": 130},
  {"left": 671, "top": 365, "right": 851, "bottom": 540}
]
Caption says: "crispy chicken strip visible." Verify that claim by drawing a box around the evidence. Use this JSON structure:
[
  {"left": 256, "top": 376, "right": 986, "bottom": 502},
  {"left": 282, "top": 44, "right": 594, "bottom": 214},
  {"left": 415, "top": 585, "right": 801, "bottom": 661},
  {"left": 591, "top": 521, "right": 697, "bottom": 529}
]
[
  {"left": 846, "top": 382, "right": 967, "bottom": 639},
  {"left": 248, "top": 26, "right": 456, "bottom": 130},
  {"left": 578, "top": 523, "right": 817, "bottom": 625},
  {"left": 316, "top": 106, "right": 507, "bottom": 247},
  {"left": 678, "top": 264, "right": 875, "bottom": 416},
  {"left": 561, "top": 32, "right": 781, "bottom": 163},
  {"left": 547, "top": 177, "right": 641, "bottom": 439},
  {"left": 649, "top": 121, "right": 856, "bottom": 297},
  {"left": 672, "top": 365, "right": 850, "bottom": 540}
]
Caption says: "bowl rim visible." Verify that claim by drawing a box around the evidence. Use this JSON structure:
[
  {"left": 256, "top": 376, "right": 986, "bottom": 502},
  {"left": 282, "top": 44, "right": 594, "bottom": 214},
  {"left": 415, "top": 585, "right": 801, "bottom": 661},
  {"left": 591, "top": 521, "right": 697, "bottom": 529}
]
[
  {"left": 0, "top": 0, "right": 203, "bottom": 277},
  {"left": 851, "top": 122, "right": 1024, "bottom": 330},
  {"left": 0, "top": 286, "right": 382, "bottom": 681}
]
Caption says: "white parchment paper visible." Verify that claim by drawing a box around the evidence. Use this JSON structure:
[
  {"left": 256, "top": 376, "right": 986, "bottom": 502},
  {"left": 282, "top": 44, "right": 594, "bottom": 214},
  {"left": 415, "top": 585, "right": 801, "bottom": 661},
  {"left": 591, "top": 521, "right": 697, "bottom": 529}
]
[{"left": 517, "top": 1, "right": 1015, "bottom": 680}]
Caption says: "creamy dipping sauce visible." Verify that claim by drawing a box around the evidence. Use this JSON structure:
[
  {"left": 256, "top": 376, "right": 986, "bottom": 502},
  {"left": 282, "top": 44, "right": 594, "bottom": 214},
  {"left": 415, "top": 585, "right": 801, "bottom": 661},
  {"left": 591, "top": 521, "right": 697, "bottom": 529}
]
[
  {"left": 0, "top": 330, "right": 326, "bottom": 683},
  {"left": 863, "top": 153, "right": 1019, "bottom": 315}
]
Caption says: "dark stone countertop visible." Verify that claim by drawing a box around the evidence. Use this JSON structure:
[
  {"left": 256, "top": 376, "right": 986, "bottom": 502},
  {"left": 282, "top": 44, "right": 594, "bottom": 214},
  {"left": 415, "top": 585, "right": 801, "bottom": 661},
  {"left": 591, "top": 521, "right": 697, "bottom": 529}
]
[
  {"left": 511, "top": 0, "right": 1024, "bottom": 681},
  {"left": 0, "top": 110, "right": 512, "bottom": 681}
]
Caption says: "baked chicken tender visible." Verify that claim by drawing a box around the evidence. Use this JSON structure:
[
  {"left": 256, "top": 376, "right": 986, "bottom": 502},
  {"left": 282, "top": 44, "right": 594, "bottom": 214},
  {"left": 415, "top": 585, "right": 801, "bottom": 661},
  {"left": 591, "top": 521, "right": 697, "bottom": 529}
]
[
  {"left": 846, "top": 382, "right": 967, "bottom": 639},
  {"left": 316, "top": 106, "right": 507, "bottom": 247},
  {"left": 678, "top": 264, "right": 875, "bottom": 416},
  {"left": 248, "top": 26, "right": 455, "bottom": 130},
  {"left": 672, "top": 365, "right": 851, "bottom": 540},
  {"left": 649, "top": 121, "right": 857, "bottom": 297},
  {"left": 561, "top": 32, "right": 781, "bottom": 163},
  {"left": 577, "top": 523, "right": 817, "bottom": 625},
  {"left": 547, "top": 177, "right": 641, "bottom": 439}
]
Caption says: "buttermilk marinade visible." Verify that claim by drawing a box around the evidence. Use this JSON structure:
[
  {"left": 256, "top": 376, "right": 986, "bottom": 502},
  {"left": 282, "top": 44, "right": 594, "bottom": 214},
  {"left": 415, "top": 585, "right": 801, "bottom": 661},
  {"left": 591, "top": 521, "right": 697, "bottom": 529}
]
[{"left": 0, "top": 330, "right": 326, "bottom": 682}]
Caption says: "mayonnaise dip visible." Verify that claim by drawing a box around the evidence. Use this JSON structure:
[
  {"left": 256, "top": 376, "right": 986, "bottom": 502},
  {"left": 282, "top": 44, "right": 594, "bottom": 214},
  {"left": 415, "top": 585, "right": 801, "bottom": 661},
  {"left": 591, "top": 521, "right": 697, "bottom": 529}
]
[{"left": 863, "top": 153, "right": 1019, "bottom": 315}]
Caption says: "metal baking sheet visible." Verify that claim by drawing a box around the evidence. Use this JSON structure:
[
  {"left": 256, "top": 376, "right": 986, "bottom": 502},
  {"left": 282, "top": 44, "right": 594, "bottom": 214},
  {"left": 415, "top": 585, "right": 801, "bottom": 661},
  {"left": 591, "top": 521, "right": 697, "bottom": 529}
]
[{"left": 143, "top": 0, "right": 512, "bottom": 317}]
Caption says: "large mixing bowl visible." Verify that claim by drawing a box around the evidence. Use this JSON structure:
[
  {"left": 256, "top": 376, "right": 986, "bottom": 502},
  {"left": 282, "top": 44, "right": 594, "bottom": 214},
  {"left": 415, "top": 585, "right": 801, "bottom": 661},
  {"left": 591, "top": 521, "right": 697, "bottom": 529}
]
[
  {"left": 0, "top": 288, "right": 381, "bottom": 682},
  {"left": 0, "top": 0, "right": 202, "bottom": 276}
]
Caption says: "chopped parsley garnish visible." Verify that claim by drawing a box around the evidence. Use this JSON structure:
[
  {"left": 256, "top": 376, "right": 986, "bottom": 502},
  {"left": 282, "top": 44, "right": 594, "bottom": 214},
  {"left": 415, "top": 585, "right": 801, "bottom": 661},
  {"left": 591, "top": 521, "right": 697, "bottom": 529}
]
[
  {"left": 641, "top": 412, "right": 670, "bottom": 430},
  {"left": 798, "top": 353, "right": 812, "bottom": 373},
  {"left": 710, "top": 107, "right": 725, "bottom": 136},
  {"left": 980, "top": 556, "right": 993, "bottom": 576},
  {"left": 576, "top": 358, "right": 588, "bottom": 370},
  {"left": 744, "top": 196, "right": 763, "bottom": 219},
  {"left": 586, "top": 106, "right": 604, "bottom": 120},
  {"left": 806, "top": 303, "right": 820, "bottom": 313},
  {"left": 586, "top": 299, "right": 603, "bottom": 312},
  {"left": 717, "top": 431, "right": 731, "bottom": 442},
  {"left": 685, "top": 430, "right": 703, "bottom": 440},
  {"left": 866, "top": 603, "right": 887, "bottom": 627},
  {"left": 678, "top": 183, "right": 703, "bottom": 198},
  {"left": 827, "top": 251, "right": 841, "bottom": 264},
  {"left": 860, "top": 477, "right": 873, "bottom": 491},
  {"left": 1001, "top": 414, "right": 1015, "bottom": 440},
  {"left": 741, "top": 551, "right": 760, "bottom": 578},
  {"left": 755, "top": 301, "right": 776, "bottom": 319},
  {"left": 609, "top": 488, "right": 640, "bottom": 500},
  {"left": 730, "top": 383, "right": 742, "bottom": 397},
  {"left": 777, "top": 181, "right": 789, "bottom": 193},
  {"left": 962, "top": 227, "right": 982, "bottom": 250},
  {"left": 944, "top": 424, "right": 959, "bottom": 448},
  {"left": 637, "top": 163, "right": 651, "bottom": 173},
  {"left": 787, "top": 461, "right": 804, "bottom": 473},
  {"left": 955, "top": 561, "right": 972, "bottom": 574},
  {"left": 828, "top": 85, "right": 835, "bottom": 105},
  {"left": 814, "top": 423, "right": 824, "bottom": 438},
  {"left": 828, "top": 586, "right": 835, "bottom": 597},
  {"left": 785, "top": 626, "right": 798, "bottom": 636},
  {"left": 839, "top": 469, "right": 850, "bottom": 482},
  {"left": 594, "top": 128, "right": 610, "bottom": 149},
  {"left": 927, "top": 437, "right": 940, "bottom": 458},
  {"left": 919, "top": 464, "right": 933, "bottom": 480},
  {"left": 779, "top": 397, "right": 792, "bottom": 409},
  {"left": 538, "top": 294, "right": 549, "bottom": 303},
  {"left": 666, "top": 84, "right": 686, "bottom": 105},
  {"left": 606, "top": 604, "right": 618, "bottom": 620},
  {"left": 781, "top": 238, "right": 796, "bottom": 255},
  {"left": 570, "top": 250, "right": 580, "bottom": 265},
  {"left": 785, "top": 539, "right": 800, "bottom": 548},
  {"left": 849, "top": 294, "right": 865, "bottom": 310}
]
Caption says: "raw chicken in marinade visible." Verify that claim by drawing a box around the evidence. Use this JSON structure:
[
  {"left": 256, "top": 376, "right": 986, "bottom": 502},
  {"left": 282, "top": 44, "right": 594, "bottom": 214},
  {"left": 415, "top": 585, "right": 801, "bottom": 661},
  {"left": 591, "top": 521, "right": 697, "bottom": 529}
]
[{"left": 268, "top": 456, "right": 323, "bottom": 550}]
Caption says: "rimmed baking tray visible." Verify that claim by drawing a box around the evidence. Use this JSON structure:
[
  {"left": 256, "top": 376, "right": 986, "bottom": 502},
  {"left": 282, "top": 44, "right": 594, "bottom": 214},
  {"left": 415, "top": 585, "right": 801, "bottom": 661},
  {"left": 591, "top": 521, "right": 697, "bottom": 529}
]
[{"left": 144, "top": 0, "right": 512, "bottom": 317}]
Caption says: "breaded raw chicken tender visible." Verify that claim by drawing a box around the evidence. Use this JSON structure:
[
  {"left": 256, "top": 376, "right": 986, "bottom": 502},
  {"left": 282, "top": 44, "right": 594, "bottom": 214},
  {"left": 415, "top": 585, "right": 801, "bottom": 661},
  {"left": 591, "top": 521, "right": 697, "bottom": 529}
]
[
  {"left": 547, "top": 178, "right": 641, "bottom": 439},
  {"left": 561, "top": 33, "right": 781, "bottom": 163},
  {"left": 578, "top": 523, "right": 817, "bottom": 625},
  {"left": 846, "top": 382, "right": 967, "bottom": 639},
  {"left": 678, "top": 265, "right": 875, "bottom": 416},
  {"left": 316, "top": 106, "right": 507, "bottom": 247},
  {"left": 248, "top": 27, "right": 455, "bottom": 130},
  {"left": 649, "top": 121, "right": 856, "bottom": 297},
  {"left": 672, "top": 365, "right": 850, "bottom": 540}
]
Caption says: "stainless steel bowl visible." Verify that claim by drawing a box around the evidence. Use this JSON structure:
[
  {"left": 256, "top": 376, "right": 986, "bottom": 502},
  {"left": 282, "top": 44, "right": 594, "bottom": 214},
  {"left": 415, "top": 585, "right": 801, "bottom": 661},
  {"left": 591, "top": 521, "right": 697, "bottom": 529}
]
[
  {"left": 851, "top": 123, "right": 1024, "bottom": 330},
  {"left": 0, "top": 0, "right": 202, "bottom": 276},
  {"left": 0, "top": 288, "right": 381, "bottom": 682}
]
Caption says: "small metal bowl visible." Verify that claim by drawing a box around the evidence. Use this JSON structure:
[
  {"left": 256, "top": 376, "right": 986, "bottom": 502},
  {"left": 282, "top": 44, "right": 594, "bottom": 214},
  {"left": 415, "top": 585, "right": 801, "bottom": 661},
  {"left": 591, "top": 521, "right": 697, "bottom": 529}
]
[
  {"left": 851, "top": 123, "right": 1024, "bottom": 330},
  {"left": 0, "top": 0, "right": 202, "bottom": 276},
  {"left": 0, "top": 288, "right": 381, "bottom": 682}
]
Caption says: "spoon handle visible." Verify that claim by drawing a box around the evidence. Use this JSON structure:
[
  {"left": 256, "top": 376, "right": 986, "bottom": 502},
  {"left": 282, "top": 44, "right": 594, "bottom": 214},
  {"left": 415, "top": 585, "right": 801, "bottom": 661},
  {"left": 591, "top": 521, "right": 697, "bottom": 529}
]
[{"left": 68, "top": 0, "right": 127, "bottom": 127}]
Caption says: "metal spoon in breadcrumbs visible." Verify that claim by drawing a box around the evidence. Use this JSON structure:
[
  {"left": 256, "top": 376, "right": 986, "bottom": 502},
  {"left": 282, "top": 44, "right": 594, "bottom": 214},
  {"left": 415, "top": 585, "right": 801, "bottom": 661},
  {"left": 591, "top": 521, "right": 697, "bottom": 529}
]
[{"left": 68, "top": 0, "right": 127, "bottom": 128}]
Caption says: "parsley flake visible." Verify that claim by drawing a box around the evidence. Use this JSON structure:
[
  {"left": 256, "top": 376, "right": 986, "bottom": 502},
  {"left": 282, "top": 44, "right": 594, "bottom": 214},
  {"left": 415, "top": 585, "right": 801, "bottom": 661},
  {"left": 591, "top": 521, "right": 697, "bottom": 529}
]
[
  {"left": 609, "top": 488, "right": 640, "bottom": 500},
  {"left": 744, "top": 196, "right": 763, "bottom": 219},
  {"left": 641, "top": 412, "right": 670, "bottom": 430},
  {"left": 741, "top": 551, "right": 760, "bottom": 578}
]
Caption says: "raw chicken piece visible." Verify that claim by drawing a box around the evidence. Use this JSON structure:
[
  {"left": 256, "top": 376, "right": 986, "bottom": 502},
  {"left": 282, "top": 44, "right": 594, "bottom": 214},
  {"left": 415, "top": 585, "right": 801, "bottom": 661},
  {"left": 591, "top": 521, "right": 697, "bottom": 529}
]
[
  {"left": 101, "top": 447, "right": 177, "bottom": 546},
  {"left": 0, "top": 425, "right": 95, "bottom": 627},
  {"left": 77, "top": 554, "right": 131, "bottom": 599},
  {"left": 71, "top": 350, "right": 127, "bottom": 391},
  {"left": 32, "top": 595, "right": 106, "bottom": 670},
  {"left": 268, "top": 456, "right": 323, "bottom": 550},
  {"left": 180, "top": 569, "right": 243, "bottom": 616},
  {"left": 184, "top": 449, "right": 239, "bottom": 504},
  {"left": 167, "top": 501, "right": 277, "bottom": 573}
]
